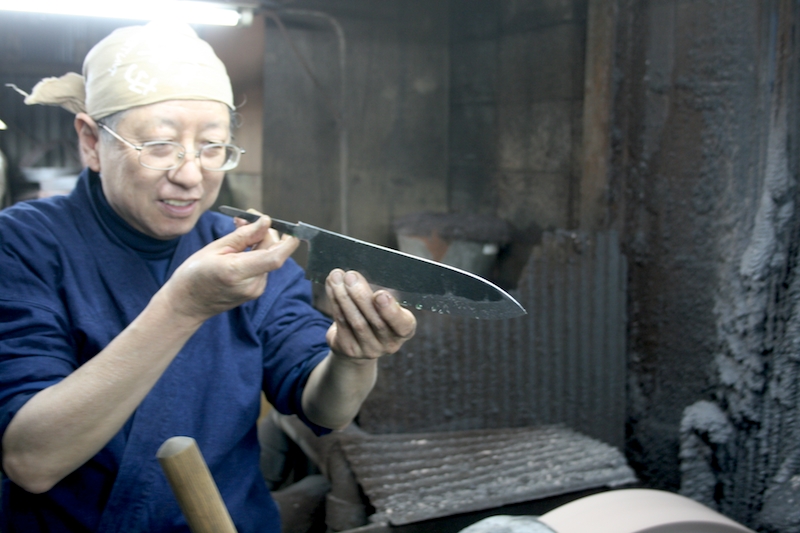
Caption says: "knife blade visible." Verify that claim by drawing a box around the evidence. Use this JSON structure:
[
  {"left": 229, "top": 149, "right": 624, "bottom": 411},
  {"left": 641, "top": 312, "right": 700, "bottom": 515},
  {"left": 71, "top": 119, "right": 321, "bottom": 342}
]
[{"left": 219, "top": 206, "right": 526, "bottom": 320}]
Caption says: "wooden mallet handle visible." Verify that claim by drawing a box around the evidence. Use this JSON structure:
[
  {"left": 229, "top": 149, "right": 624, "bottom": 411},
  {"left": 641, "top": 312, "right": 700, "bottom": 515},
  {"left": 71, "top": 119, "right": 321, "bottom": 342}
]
[{"left": 157, "top": 436, "right": 238, "bottom": 533}]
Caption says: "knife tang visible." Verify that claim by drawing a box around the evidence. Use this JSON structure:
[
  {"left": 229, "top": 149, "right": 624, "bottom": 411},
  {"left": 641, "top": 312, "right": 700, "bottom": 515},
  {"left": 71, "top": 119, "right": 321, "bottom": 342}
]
[{"left": 219, "top": 206, "right": 298, "bottom": 236}]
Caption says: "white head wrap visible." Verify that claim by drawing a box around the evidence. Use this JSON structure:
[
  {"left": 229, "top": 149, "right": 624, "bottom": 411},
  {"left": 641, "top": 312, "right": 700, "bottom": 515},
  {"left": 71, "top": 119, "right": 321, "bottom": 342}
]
[{"left": 10, "top": 21, "right": 233, "bottom": 119}]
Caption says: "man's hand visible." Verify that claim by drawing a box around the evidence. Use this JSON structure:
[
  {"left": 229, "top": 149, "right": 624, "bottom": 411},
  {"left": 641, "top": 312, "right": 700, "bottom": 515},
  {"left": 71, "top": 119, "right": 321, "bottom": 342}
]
[
  {"left": 163, "top": 216, "right": 300, "bottom": 324},
  {"left": 302, "top": 269, "right": 416, "bottom": 430},
  {"left": 324, "top": 269, "right": 417, "bottom": 361}
]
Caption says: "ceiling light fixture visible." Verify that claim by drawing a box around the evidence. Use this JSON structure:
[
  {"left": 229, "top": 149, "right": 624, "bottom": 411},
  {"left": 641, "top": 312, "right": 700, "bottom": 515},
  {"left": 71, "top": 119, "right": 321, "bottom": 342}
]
[{"left": 0, "top": 0, "right": 250, "bottom": 27}]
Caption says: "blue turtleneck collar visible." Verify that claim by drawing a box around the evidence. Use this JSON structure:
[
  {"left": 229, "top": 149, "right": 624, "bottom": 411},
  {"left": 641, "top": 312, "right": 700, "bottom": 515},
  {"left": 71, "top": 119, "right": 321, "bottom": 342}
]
[
  {"left": 89, "top": 171, "right": 180, "bottom": 261},
  {"left": 89, "top": 171, "right": 179, "bottom": 283}
]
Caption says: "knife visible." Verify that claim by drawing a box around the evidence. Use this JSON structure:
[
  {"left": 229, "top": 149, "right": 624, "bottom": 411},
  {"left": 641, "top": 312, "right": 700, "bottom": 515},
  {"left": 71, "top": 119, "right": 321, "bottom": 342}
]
[{"left": 219, "top": 206, "right": 526, "bottom": 320}]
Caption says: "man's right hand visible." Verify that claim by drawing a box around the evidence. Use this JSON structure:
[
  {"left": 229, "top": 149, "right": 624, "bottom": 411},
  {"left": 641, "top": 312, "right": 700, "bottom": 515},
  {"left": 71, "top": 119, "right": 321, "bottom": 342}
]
[{"left": 162, "top": 216, "right": 300, "bottom": 324}]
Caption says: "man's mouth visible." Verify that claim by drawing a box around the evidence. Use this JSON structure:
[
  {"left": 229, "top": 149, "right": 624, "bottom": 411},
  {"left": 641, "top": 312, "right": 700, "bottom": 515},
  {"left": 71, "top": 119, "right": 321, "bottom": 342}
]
[{"left": 162, "top": 199, "right": 196, "bottom": 207}]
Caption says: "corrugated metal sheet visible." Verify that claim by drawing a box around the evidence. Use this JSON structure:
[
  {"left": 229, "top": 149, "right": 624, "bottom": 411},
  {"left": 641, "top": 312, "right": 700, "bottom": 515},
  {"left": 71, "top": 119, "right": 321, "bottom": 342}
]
[
  {"left": 338, "top": 425, "right": 636, "bottom": 526},
  {"left": 358, "top": 230, "right": 627, "bottom": 448}
]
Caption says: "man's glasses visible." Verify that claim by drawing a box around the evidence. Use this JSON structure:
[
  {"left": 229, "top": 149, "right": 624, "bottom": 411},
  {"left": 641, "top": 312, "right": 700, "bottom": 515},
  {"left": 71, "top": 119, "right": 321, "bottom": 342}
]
[{"left": 98, "top": 122, "right": 245, "bottom": 172}]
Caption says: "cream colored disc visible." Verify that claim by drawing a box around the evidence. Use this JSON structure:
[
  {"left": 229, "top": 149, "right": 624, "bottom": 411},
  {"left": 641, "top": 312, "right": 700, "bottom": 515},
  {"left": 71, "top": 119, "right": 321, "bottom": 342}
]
[{"left": 538, "top": 489, "right": 754, "bottom": 533}]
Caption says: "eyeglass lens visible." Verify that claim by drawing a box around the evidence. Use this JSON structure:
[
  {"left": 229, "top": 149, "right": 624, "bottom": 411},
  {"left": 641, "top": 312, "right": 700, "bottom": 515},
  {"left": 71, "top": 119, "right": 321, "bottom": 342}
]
[{"left": 139, "top": 142, "right": 240, "bottom": 171}]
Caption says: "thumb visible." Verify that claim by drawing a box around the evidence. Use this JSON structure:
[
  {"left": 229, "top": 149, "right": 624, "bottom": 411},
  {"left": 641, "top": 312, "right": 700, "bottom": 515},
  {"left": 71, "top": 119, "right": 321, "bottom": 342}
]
[{"left": 216, "top": 217, "right": 272, "bottom": 254}]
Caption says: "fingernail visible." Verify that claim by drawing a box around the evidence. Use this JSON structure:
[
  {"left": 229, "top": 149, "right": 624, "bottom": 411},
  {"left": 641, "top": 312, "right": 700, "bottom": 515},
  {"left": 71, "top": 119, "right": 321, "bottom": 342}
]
[
  {"left": 331, "top": 270, "right": 344, "bottom": 285},
  {"left": 345, "top": 271, "right": 359, "bottom": 287},
  {"left": 376, "top": 292, "right": 392, "bottom": 308}
]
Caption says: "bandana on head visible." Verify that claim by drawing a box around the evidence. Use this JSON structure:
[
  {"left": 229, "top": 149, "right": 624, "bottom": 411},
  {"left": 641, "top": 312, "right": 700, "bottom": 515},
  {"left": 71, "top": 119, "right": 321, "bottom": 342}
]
[{"left": 9, "top": 20, "right": 234, "bottom": 119}]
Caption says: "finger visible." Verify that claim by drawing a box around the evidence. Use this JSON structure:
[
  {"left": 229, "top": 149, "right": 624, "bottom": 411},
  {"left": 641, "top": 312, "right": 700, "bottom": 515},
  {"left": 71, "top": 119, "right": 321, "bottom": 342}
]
[
  {"left": 324, "top": 277, "right": 365, "bottom": 355},
  {"left": 224, "top": 209, "right": 277, "bottom": 250},
  {"left": 217, "top": 217, "right": 273, "bottom": 254},
  {"left": 224, "top": 212, "right": 283, "bottom": 253},
  {"left": 373, "top": 290, "right": 416, "bottom": 340},
  {"left": 240, "top": 209, "right": 286, "bottom": 249},
  {"left": 232, "top": 234, "right": 300, "bottom": 279},
  {"left": 230, "top": 208, "right": 270, "bottom": 230},
  {"left": 252, "top": 227, "right": 281, "bottom": 250},
  {"left": 324, "top": 271, "right": 342, "bottom": 320},
  {"left": 333, "top": 271, "right": 387, "bottom": 330},
  {"left": 324, "top": 298, "right": 362, "bottom": 357},
  {"left": 327, "top": 270, "right": 390, "bottom": 352},
  {"left": 325, "top": 271, "right": 359, "bottom": 335}
]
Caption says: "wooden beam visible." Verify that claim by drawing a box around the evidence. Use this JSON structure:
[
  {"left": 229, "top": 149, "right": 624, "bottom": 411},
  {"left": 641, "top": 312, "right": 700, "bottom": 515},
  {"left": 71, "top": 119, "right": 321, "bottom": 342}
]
[{"left": 579, "top": 0, "right": 618, "bottom": 231}]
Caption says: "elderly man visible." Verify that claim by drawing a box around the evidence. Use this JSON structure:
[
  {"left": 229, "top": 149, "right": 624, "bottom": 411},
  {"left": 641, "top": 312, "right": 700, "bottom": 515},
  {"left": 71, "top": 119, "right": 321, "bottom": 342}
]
[{"left": 0, "top": 21, "right": 415, "bottom": 532}]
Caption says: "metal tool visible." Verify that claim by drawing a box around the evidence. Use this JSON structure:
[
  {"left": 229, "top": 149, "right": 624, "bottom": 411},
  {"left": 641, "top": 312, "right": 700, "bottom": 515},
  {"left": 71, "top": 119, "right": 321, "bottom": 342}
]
[{"left": 219, "top": 206, "right": 526, "bottom": 320}]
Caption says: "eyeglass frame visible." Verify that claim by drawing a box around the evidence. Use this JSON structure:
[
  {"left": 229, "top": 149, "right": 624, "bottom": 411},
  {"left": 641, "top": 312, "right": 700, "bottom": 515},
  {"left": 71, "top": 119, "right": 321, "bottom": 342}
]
[{"left": 96, "top": 122, "right": 245, "bottom": 172}]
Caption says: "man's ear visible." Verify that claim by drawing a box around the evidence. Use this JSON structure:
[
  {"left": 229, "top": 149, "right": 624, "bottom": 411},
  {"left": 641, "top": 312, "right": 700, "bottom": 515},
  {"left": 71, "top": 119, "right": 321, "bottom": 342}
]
[{"left": 74, "top": 113, "right": 101, "bottom": 172}]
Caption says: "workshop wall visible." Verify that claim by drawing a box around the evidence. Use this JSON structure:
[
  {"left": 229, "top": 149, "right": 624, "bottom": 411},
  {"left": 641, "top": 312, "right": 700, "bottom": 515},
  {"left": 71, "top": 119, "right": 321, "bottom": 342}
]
[
  {"left": 202, "top": 19, "right": 267, "bottom": 211},
  {"left": 447, "top": 0, "right": 587, "bottom": 290},
  {"left": 612, "top": 1, "right": 800, "bottom": 530},
  {"left": 259, "top": 0, "right": 450, "bottom": 249},
  {"left": 449, "top": 0, "right": 587, "bottom": 235}
]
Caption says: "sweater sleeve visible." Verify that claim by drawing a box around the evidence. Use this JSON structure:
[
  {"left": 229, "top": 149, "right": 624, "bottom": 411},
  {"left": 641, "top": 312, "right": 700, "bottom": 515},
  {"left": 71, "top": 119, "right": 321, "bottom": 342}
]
[
  {"left": 254, "top": 260, "right": 334, "bottom": 436},
  {"left": 0, "top": 214, "right": 78, "bottom": 453}
]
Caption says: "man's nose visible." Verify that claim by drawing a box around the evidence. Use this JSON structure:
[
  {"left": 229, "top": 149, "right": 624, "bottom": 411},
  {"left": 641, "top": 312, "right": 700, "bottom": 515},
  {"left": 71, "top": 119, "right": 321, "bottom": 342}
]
[{"left": 167, "top": 151, "right": 204, "bottom": 187}]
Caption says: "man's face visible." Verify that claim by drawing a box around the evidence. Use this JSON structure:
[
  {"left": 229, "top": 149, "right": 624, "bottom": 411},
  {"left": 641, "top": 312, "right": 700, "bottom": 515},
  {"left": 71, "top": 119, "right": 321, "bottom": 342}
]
[{"left": 95, "top": 100, "right": 231, "bottom": 240}]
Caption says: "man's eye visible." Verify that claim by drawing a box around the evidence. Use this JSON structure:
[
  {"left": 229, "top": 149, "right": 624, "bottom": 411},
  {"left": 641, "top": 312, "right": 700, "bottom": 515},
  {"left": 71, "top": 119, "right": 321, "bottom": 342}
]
[
  {"left": 146, "top": 143, "right": 178, "bottom": 157},
  {"left": 203, "top": 145, "right": 225, "bottom": 155}
]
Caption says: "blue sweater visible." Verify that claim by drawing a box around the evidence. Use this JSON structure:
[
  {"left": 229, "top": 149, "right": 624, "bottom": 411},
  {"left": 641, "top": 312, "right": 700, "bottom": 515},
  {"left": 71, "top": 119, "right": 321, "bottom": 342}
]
[{"left": 0, "top": 169, "right": 332, "bottom": 532}]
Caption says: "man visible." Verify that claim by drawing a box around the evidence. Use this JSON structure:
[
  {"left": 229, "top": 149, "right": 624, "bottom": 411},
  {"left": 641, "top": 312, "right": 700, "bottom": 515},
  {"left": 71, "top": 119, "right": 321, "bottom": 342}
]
[{"left": 0, "top": 21, "right": 416, "bottom": 532}]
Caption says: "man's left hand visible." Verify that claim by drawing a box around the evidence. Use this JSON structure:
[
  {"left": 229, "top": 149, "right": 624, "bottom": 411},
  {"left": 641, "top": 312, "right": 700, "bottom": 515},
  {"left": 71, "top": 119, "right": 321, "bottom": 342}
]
[{"left": 324, "top": 269, "right": 417, "bottom": 361}]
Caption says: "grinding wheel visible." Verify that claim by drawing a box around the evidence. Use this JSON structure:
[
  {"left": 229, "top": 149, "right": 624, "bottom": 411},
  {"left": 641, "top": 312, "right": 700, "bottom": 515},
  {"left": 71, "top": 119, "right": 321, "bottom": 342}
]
[{"left": 538, "top": 489, "right": 754, "bottom": 533}]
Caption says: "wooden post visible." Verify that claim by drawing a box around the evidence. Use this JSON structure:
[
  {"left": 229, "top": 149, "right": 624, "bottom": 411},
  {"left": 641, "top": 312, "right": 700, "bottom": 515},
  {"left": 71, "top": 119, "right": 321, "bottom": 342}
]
[{"left": 579, "top": 0, "right": 618, "bottom": 232}]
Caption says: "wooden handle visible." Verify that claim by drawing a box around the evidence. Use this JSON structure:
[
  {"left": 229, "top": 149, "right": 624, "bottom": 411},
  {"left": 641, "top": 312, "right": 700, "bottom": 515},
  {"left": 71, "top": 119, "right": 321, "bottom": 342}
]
[{"left": 157, "top": 436, "right": 238, "bottom": 533}]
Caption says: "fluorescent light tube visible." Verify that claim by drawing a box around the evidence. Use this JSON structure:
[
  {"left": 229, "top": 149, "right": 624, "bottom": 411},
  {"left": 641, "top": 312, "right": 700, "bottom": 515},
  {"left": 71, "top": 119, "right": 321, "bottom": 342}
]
[{"left": 0, "top": 0, "right": 243, "bottom": 26}]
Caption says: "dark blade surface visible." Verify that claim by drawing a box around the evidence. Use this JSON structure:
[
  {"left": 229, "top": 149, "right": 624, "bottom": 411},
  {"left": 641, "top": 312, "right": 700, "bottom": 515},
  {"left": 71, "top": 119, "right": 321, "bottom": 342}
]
[{"left": 219, "top": 206, "right": 526, "bottom": 319}]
